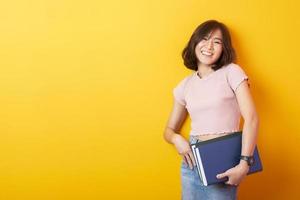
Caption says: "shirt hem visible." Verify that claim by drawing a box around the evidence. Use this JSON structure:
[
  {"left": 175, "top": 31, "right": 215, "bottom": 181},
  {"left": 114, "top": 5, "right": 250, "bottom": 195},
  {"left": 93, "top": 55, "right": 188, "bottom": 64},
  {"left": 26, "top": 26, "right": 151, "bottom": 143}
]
[{"left": 189, "top": 129, "right": 240, "bottom": 136}]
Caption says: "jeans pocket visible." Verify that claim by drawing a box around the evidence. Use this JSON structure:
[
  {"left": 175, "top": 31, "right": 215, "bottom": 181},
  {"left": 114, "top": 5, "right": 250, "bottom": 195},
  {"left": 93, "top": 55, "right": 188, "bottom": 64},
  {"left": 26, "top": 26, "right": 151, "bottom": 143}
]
[{"left": 181, "top": 159, "right": 196, "bottom": 172}]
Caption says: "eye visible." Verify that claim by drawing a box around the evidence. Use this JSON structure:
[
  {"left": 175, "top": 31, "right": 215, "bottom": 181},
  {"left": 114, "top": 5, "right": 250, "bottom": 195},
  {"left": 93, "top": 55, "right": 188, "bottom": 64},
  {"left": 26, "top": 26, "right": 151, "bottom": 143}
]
[{"left": 214, "top": 40, "right": 222, "bottom": 44}]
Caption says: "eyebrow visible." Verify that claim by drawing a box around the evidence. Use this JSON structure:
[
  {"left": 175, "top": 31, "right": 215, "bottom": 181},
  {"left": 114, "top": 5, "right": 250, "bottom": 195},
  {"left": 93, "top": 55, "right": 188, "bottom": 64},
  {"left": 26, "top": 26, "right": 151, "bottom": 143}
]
[
  {"left": 214, "top": 37, "right": 223, "bottom": 41},
  {"left": 204, "top": 36, "right": 223, "bottom": 41}
]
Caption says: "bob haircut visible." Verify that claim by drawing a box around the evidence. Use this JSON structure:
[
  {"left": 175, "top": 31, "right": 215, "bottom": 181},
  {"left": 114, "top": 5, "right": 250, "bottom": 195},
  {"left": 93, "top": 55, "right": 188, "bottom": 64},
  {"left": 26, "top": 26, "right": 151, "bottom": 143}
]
[{"left": 181, "top": 19, "right": 236, "bottom": 71}]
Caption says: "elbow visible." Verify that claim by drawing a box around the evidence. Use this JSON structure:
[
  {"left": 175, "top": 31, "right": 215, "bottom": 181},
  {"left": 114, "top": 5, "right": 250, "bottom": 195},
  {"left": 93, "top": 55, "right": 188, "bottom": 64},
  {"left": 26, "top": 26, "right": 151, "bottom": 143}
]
[
  {"left": 163, "top": 126, "right": 172, "bottom": 142},
  {"left": 247, "top": 117, "right": 260, "bottom": 130},
  {"left": 244, "top": 112, "right": 260, "bottom": 127},
  {"left": 163, "top": 126, "right": 178, "bottom": 144},
  {"left": 163, "top": 130, "right": 169, "bottom": 142},
  {"left": 254, "top": 113, "right": 260, "bottom": 126}
]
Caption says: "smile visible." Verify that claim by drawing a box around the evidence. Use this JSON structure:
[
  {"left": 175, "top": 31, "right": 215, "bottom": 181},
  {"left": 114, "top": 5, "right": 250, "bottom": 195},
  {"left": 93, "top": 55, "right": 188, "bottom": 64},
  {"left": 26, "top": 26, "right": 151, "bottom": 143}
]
[{"left": 201, "top": 50, "right": 213, "bottom": 56}]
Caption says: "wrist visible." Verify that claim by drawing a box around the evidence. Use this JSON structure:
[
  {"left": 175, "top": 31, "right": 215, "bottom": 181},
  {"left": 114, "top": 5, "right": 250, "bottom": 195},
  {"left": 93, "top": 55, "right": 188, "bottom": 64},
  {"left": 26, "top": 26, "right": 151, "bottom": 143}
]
[
  {"left": 240, "top": 155, "right": 255, "bottom": 167},
  {"left": 239, "top": 160, "right": 250, "bottom": 173},
  {"left": 239, "top": 159, "right": 250, "bottom": 168}
]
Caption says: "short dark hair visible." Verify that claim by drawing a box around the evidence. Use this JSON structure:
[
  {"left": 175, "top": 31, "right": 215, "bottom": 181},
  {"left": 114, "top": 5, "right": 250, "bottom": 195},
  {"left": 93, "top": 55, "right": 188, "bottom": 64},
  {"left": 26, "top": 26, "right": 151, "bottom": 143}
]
[{"left": 181, "top": 19, "right": 236, "bottom": 71}]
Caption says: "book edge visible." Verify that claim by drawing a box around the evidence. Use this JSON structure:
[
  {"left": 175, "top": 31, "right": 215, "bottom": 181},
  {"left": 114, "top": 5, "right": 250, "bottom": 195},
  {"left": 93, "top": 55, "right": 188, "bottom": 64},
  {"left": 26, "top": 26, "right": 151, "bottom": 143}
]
[{"left": 195, "top": 148, "right": 208, "bottom": 186}]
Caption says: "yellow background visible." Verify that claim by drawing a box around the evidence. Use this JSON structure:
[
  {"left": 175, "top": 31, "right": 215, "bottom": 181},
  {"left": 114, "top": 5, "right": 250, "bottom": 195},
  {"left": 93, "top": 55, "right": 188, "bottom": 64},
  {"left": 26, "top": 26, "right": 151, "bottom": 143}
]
[{"left": 0, "top": 0, "right": 299, "bottom": 199}]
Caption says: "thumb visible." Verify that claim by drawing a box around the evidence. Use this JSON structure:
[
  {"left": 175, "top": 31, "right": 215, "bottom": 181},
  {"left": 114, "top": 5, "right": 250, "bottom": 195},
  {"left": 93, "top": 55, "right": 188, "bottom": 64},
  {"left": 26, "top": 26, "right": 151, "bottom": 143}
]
[{"left": 216, "top": 172, "right": 227, "bottom": 179}]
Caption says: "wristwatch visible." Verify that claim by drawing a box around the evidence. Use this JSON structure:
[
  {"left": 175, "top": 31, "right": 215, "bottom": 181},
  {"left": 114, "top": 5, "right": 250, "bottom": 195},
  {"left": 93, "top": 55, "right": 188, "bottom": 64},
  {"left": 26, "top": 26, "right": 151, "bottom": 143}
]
[{"left": 240, "top": 155, "right": 255, "bottom": 166}]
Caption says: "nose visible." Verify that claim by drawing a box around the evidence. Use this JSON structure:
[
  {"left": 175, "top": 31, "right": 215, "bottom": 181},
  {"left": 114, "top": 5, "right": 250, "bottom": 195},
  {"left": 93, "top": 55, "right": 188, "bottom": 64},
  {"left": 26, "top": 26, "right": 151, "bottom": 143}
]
[{"left": 206, "top": 39, "right": 214, "bottom": 50}]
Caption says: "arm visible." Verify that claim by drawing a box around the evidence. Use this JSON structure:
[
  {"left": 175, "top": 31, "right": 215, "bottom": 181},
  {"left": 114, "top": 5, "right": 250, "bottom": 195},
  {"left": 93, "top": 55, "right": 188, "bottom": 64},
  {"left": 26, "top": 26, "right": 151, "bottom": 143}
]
[
  {"left": 236, "top": 80, "right": 260, "bottom": 167},
  {"left": 163, "top": 99, "right": 196, "bottom": 169},
  {"left": 163, "top": 100, "right": 188, "bottom": 144},
  {"left": 216, "top": 80, "right": 260, "bottom": 185}
]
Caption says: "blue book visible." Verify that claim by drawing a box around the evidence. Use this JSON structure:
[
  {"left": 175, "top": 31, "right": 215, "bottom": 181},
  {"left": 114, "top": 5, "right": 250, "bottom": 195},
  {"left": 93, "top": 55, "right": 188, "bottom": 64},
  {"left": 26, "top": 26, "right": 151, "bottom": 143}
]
[{"left": 190, "top": 131, "right": 263, "bottom": 186}]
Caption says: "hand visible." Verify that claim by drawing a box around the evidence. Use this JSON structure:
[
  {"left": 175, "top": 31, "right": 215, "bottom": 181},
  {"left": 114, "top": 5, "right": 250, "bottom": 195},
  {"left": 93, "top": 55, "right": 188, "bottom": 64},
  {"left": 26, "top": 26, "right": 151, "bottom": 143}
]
[
  {"left": 172, "top": 134, "right": 196, "bottom": 170},
  {"left": 216, "top": 161, "right": 250, "bottom": 186}
]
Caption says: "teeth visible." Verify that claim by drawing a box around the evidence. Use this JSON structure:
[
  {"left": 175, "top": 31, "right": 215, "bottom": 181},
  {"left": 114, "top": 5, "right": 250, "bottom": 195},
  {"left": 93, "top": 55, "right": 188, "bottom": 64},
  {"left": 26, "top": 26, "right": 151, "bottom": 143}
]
[{"left": 201, "top": 50, "right": 213, "bottom": 56}]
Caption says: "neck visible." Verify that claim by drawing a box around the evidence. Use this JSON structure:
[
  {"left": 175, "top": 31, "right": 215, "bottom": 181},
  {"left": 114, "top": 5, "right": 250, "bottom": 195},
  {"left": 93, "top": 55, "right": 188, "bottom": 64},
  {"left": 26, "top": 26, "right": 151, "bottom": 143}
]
[{"left": 197, "top": 63, "right": 215, "bottom": 77}]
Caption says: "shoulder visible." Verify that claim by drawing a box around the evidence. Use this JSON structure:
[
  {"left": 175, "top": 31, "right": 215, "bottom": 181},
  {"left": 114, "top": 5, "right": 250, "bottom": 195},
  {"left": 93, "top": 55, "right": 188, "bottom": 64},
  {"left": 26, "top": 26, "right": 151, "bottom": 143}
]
[
  {"left": 174, "top": 72, "right": 195, "bottom": 88},
  {"left": 173, "top": 72, "right": 194, "bottom": 106},
  {"left": 224, "top": 62, "right": 248, "bottom": 79},
  {"left": 224, "top": 63, "right": 249, "bottom": 92},
  {"left": 225, "top": 62, "right": 245, "bottom": 72}
]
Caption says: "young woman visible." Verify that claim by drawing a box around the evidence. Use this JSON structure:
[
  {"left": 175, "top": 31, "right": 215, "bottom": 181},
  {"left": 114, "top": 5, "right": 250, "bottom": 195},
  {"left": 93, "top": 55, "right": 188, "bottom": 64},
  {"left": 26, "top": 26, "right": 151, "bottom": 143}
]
[{"left": 163, "top": 20, "right": 259, "bottom": 200}]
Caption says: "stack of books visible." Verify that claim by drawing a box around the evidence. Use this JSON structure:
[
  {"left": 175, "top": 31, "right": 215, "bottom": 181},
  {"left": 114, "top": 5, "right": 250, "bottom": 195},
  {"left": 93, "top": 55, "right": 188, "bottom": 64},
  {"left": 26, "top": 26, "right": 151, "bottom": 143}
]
[{"left": 190, "top": 131, "right": 263, "bottom": 186}]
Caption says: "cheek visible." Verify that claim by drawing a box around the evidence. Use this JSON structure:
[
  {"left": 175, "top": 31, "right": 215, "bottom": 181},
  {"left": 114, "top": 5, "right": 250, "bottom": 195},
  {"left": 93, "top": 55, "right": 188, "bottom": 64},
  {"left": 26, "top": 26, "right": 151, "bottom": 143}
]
[
  {"left": 195, "top": 45, "right": 203, "bottom": 55},
  {"left": 214, "top": 46, "right": 223, "bottom": 56},
  {"left": 195, "top": 42, "right": 205, "bottom": 50}
]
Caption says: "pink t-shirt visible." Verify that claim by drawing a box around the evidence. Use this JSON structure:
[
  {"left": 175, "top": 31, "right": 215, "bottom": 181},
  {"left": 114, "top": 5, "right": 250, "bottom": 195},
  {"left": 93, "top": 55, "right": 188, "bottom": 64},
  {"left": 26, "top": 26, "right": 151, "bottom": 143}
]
[{"left": 173, "top": 63, "right": 250, "bottom": 136}]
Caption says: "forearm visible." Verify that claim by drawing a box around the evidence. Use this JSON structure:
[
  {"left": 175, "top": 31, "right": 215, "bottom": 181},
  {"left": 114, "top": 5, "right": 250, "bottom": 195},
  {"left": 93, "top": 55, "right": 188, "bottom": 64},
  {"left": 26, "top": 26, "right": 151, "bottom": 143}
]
[
  {"left": 163, "top": 127, "right": 181, "bottom": 145},
  {"left": 240, "top": 117, "right": 260, "bottom": 158}
]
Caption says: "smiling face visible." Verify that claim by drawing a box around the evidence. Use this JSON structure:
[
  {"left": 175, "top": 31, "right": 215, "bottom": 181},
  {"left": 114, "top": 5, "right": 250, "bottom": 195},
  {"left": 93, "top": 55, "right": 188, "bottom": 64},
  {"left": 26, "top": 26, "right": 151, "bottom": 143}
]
[{"left": 195, "top": 29, "right": 223, "bottom": 67}]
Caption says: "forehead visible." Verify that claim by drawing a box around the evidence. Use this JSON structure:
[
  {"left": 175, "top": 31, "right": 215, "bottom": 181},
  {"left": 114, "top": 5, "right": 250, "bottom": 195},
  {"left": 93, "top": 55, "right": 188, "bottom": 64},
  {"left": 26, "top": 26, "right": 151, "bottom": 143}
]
[{"left": 206, "top": 29, "right": 223, "bottom": 40}]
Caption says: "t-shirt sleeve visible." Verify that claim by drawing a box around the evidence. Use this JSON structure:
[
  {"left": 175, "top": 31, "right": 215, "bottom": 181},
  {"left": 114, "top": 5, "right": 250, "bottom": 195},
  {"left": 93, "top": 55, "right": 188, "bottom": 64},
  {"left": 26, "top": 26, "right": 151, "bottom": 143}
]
[
  {"left": 227, "top": 64, "right": 250, "bottom": 92},
  {"left": 173, "top": 76, "right": 189, "bottom": 106}
]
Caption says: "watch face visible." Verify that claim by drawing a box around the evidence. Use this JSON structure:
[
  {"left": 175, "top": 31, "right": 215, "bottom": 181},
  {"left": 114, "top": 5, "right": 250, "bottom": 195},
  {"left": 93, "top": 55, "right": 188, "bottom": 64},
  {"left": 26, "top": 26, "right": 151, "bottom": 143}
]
[{"left": 240, "top": 156, "right": 255, "bottom": 166}]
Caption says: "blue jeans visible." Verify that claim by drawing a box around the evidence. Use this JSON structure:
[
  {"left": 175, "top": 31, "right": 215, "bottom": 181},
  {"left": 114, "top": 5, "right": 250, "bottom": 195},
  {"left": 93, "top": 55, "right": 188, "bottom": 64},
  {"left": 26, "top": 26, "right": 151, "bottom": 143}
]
[{"left": 181, "top": 136, "right": 238, "bottom": 200}]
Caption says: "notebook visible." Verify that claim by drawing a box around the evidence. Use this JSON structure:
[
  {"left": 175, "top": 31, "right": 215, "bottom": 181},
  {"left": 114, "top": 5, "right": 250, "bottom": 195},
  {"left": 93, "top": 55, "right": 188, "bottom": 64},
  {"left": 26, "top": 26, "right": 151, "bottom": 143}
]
[{"left": 190, "top": 131, "right": 263, "bottom": 186}]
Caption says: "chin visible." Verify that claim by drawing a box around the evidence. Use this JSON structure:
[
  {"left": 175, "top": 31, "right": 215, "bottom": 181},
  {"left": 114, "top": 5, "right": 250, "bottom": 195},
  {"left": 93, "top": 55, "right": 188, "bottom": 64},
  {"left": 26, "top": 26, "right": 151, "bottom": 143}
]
[
  {"left": 198, "top": 56, "right": 220, "bottom": 66},
  {"left": 199, "top": 60, "right": 217, "bottom": 66}
]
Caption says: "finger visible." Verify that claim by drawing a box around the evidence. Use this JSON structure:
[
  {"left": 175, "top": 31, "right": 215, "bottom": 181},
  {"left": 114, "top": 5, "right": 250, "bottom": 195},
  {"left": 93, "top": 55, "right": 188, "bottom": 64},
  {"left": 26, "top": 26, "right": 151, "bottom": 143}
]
[
  {"left": 216, "top": 172, "right": 227, "bottom": 179},
  {"left": 225, "top": 181, "right": 237, "bottom": 186},
  {"left": 225, "top": 181, "right": 231, "bottom": 185},
  {"left": 184, "top": 154, "right": 193, "bottom": 169},
  {"left": 187, "top": 151, "right": 196, "bottom": 167},
  {"left": 182, "top": 155, "right": 188, "bottom": 165}
]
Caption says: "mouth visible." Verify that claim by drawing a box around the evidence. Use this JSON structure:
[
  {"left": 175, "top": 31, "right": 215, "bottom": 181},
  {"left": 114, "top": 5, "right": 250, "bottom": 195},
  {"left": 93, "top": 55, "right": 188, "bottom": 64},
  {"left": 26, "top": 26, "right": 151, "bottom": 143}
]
[{"left": 201, "top": 50, "right": 213, "bottom": 56}]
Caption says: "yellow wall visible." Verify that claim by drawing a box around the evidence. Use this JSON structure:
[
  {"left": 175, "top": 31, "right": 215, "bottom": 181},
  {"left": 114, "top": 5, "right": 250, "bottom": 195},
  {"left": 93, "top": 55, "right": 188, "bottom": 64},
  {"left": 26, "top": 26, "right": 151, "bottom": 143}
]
[{"left": 0, "top": 0, "right": 299, "bottom": 199}]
